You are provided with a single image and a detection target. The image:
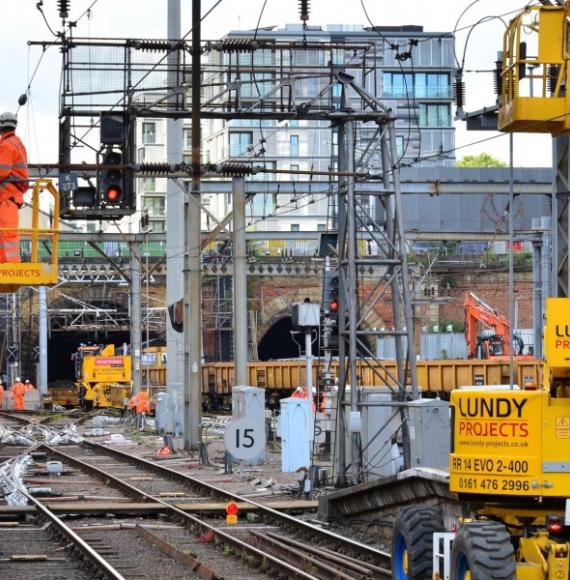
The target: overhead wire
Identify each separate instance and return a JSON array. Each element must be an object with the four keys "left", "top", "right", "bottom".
[
  {"left": 72, "top": 0, "right": 226, "bottom": 146},
  {"left": 35, "top": 1, "right": 59, "bottom": 38},
  {"left": 72, "top": 0, "right": 100, "bottom": 26},
  {"left": 359, "top": 0, "right": 418, "bottom": 164},
  {"left": 452, "top": 0, "right": 483, "bottom": 67}
]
